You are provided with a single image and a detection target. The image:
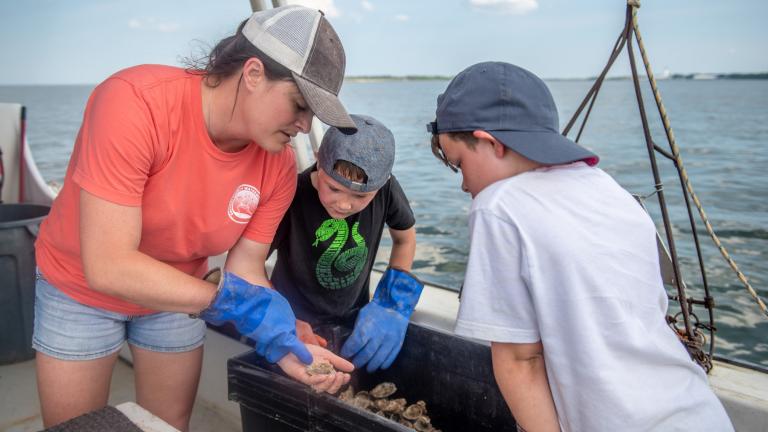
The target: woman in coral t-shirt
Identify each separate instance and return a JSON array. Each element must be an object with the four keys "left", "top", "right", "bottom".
[{"left": 33, "top": 6, "right": 356, "bottom": 430}]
